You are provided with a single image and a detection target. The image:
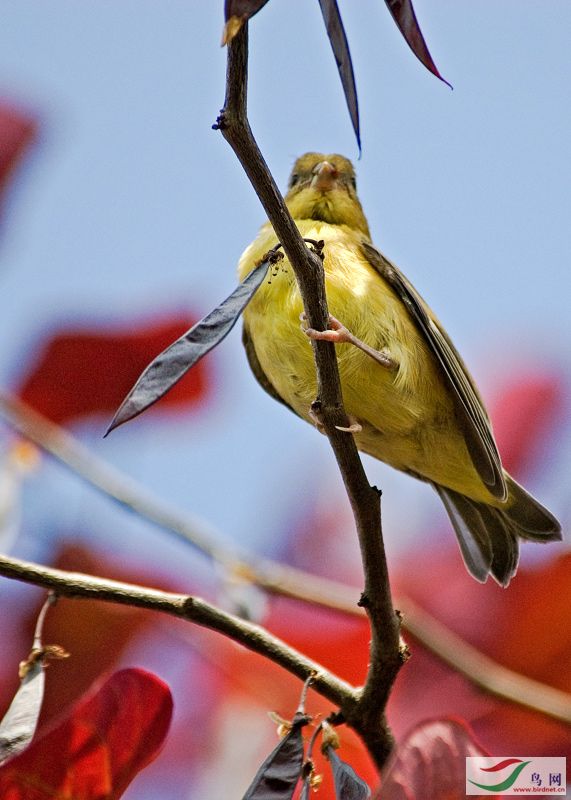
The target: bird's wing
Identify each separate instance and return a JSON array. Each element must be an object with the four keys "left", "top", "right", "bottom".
[
  {"left": 242, "top": 324, "right": 300, "bottom": 417},
  {"left": 363, "top": 241, "right": 507, "bottom": 501}
]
